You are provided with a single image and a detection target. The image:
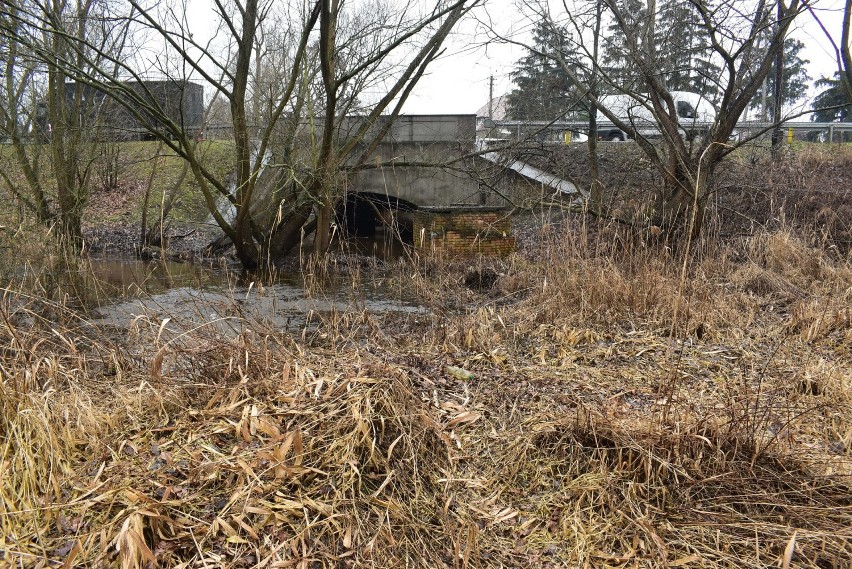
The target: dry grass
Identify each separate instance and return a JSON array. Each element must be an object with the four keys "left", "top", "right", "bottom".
[{"left": 2, "top": 218, "right": 852, "bottom": 567}]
